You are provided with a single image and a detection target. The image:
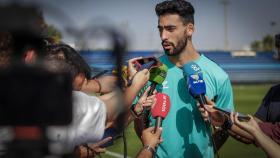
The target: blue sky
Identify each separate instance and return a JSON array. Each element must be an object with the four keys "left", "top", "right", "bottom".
[{"left": 2, "top": 0, "right": 280, "bottom": 51}]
